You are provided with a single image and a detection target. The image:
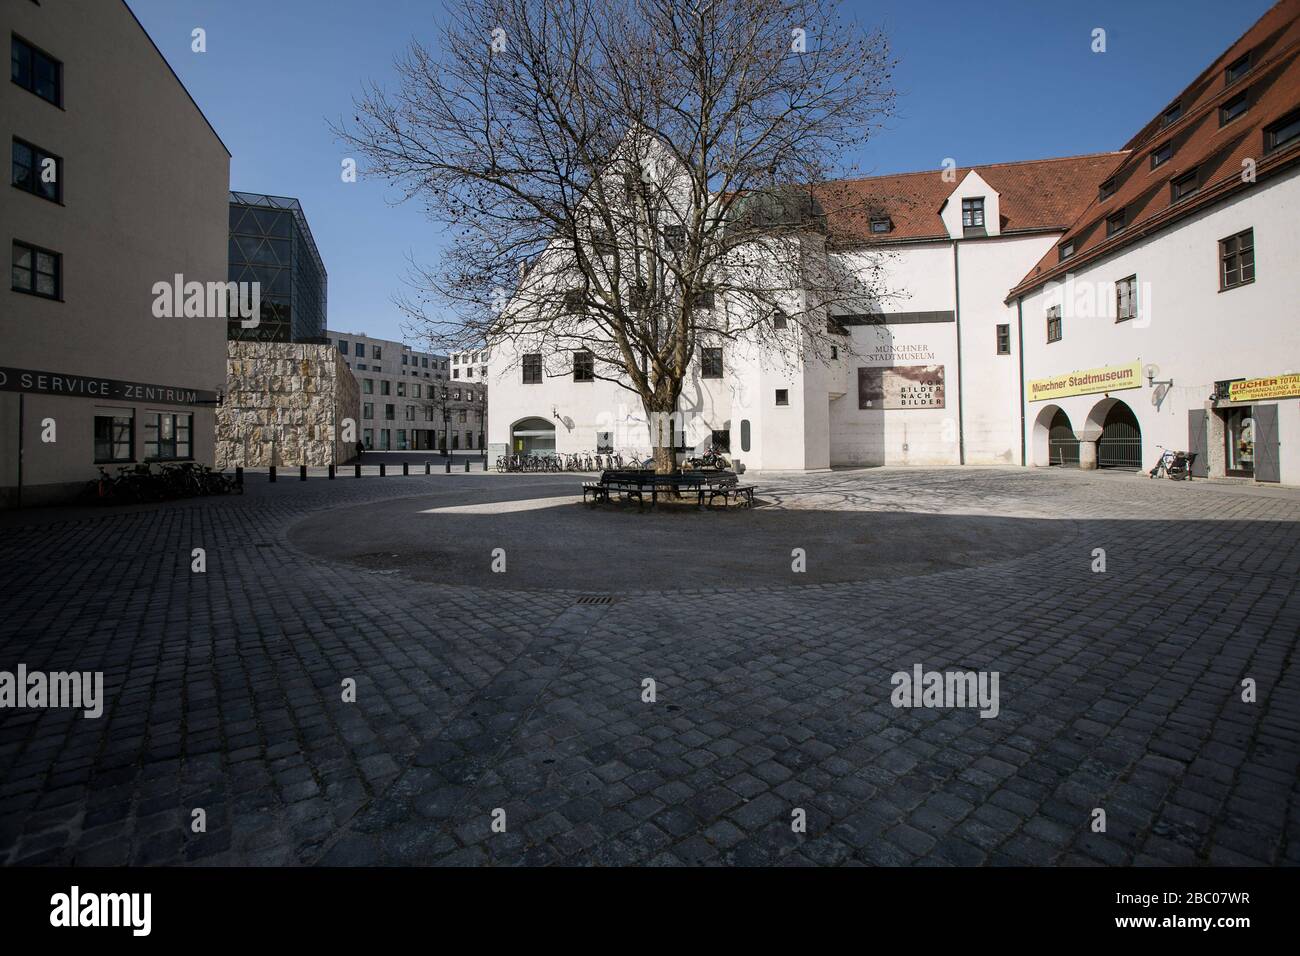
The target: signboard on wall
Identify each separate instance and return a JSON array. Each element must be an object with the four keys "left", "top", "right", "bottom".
[
  {"left": 0, "top": 366, "right": 217, "bottom": 407},
  {"left": 1027, "top": 361, "right": 1141, "bottom": 402},
  {"left": 858, "top": 365, "right": 945, "bottom": 409},
  {"left": 1228, "top": 373, "right": 1300, "bottom": 402}
]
